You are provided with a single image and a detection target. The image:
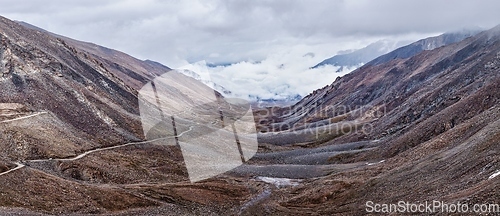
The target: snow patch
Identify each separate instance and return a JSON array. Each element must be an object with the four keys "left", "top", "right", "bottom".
[
  {"left": 366, "top": 160, "right": 385, "bottom": 166},
  {"left": 256, "top": 176, "right": 301, "bottom": 188},
  {"left": 489, "top": 170, "right": 500, "bottom": 180}
]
